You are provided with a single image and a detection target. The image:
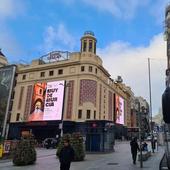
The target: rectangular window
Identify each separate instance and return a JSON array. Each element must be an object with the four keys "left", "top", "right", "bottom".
[
  {"left": 18, "top": 86, "right": 24, "bottom": 110},
  {"left": 16, "top": 113, "right": 20, "bottom": 121},
  {"left": 89, "top": 66, "right": 93, "bottom": 72},
  {"left": 11, "top": 91, "right": 15, "bottom": 99},
  {"left": 78, "top": 110, "right": 82, "bottom": 119},
  {"left": 86, "top": 110, "right": 91, "bottom": 119},
  {"left": 89, "top": 40, "right": 93, "bottom": 52},
  {"left": 58, "top": 69, "right": 63, "bottom": 75},
  {"left": 95, "top": 68, "right": 97, "bottom": 74},
  {"left": 81, "top": 66, "right": 85, "bottom": 72},
  {"left": 49, "top": 70, "right": 54, "bottom": 76},
  {"left": 40, "top": 72, "right": 45, "bottom": 77},
  {"left": 83, "top": 40, "right": 87, "bottom": 52},
  {"left": 94, "top": 42, "right": 96, "bottom": 54},
  {"left": 9, "top": 101, "right": 13, "bottom": 111},
  {"left": 94, "top": 111, "right": 96, "bottom": 119},
  {"left": 14, "top": 79, "right": 17, "bottom": 87},
  {"left": 22, "top": 74, "right": 26, "bottom": 80}
]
